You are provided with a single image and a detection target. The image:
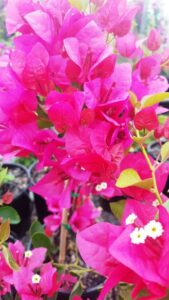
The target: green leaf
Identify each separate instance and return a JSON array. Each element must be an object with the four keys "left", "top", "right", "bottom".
[
  {"left": 32, "top": 232, "right": 52, "bottom": 250},
  {"left": 161, "top": 141, "right": 169, "bottom": 162},
  {"left": 37, "top": 105, "right": 53, "bottom": 129},
  {"left": 0, "top": 207, "right": 20, "bottom": 225},
  {"left": 110, "top": 200, "right": 126, "bottom": 221},
  {"left": 133, "top": 178, "right": 153, "bottom": 190},
  {"left": 30, "top": 220, "right": 44, "bottom": 237},
  {"left": 2, "top": 245, "right": 19, "bottom": 271},
  {"left": 116, "top": 169, "right": 153, "bottom": 191},
  {"left": 116, "top": 169, "right": 141, "bottom": 188},
  {"left": 141, "top": 92, "right": 169, "bottom": 108},
  {"left": 129, "top": 91, "right": 141, "bottom": 109},
  {"left": 0, "top": 168, "right": 8, "bottom": 185},
  {"left": 69, "top": 281, "right": 83, "bottom": 300},
  {"left": 0, "top": 220, "right": 10, "bottom": 244},
  {"left": 163, "top": 200, "right": 169, "bottom": 212}
]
